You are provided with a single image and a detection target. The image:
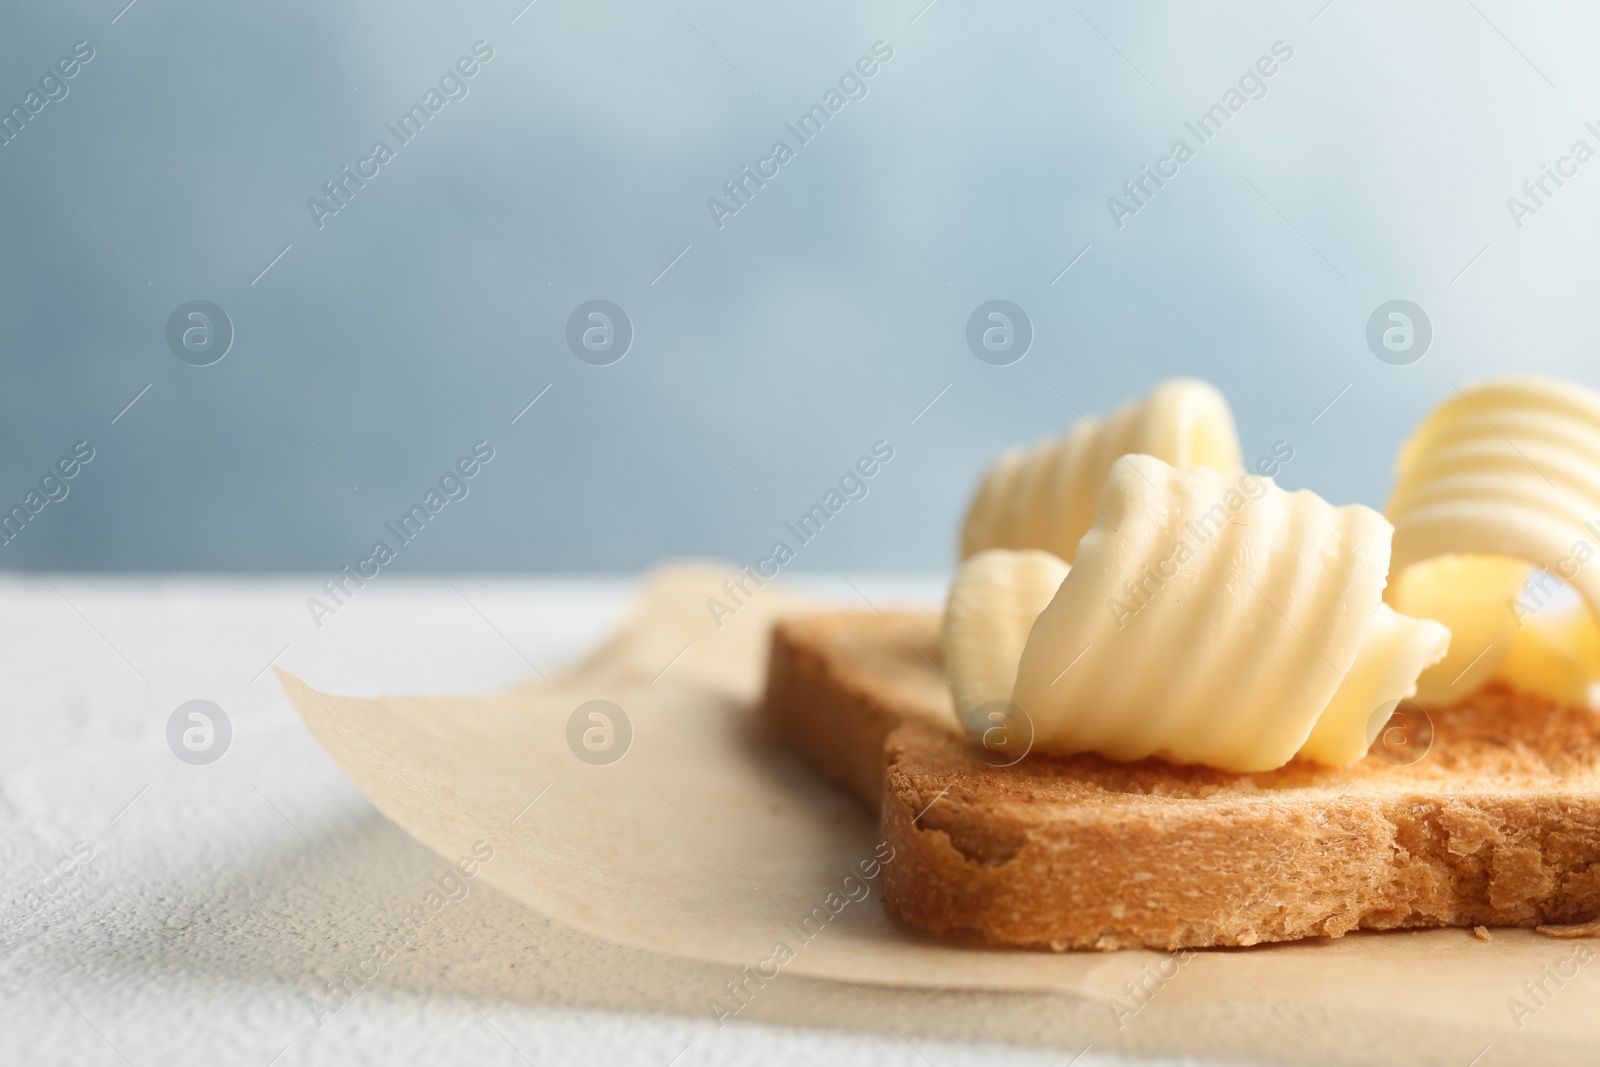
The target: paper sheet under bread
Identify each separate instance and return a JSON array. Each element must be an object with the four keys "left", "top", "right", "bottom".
[{"left": 277, "top": 562, "right": 1600, "bottom": 1065}]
